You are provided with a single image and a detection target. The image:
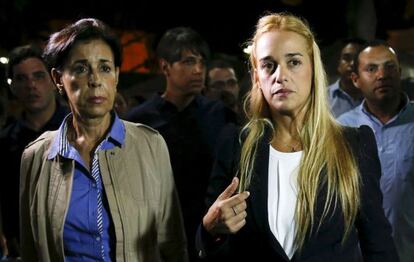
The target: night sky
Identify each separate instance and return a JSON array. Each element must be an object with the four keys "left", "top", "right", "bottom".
[
  {"left": 0, "top": 0, "right": 366, "bottom": 55},
  {"left": 0, "top": 0, "right": 410, "bottom": 76}
]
